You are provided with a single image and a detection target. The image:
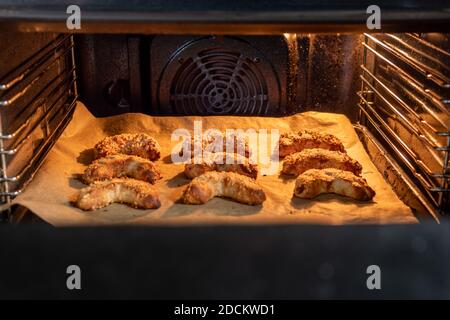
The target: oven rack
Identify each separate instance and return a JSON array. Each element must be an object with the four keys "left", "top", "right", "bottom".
[
  {"left": 359, "top": 33, "right": 449, "bottom": 215},
  {"left": 0, "top": 34, "right": 77, "bottom": 219}
]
